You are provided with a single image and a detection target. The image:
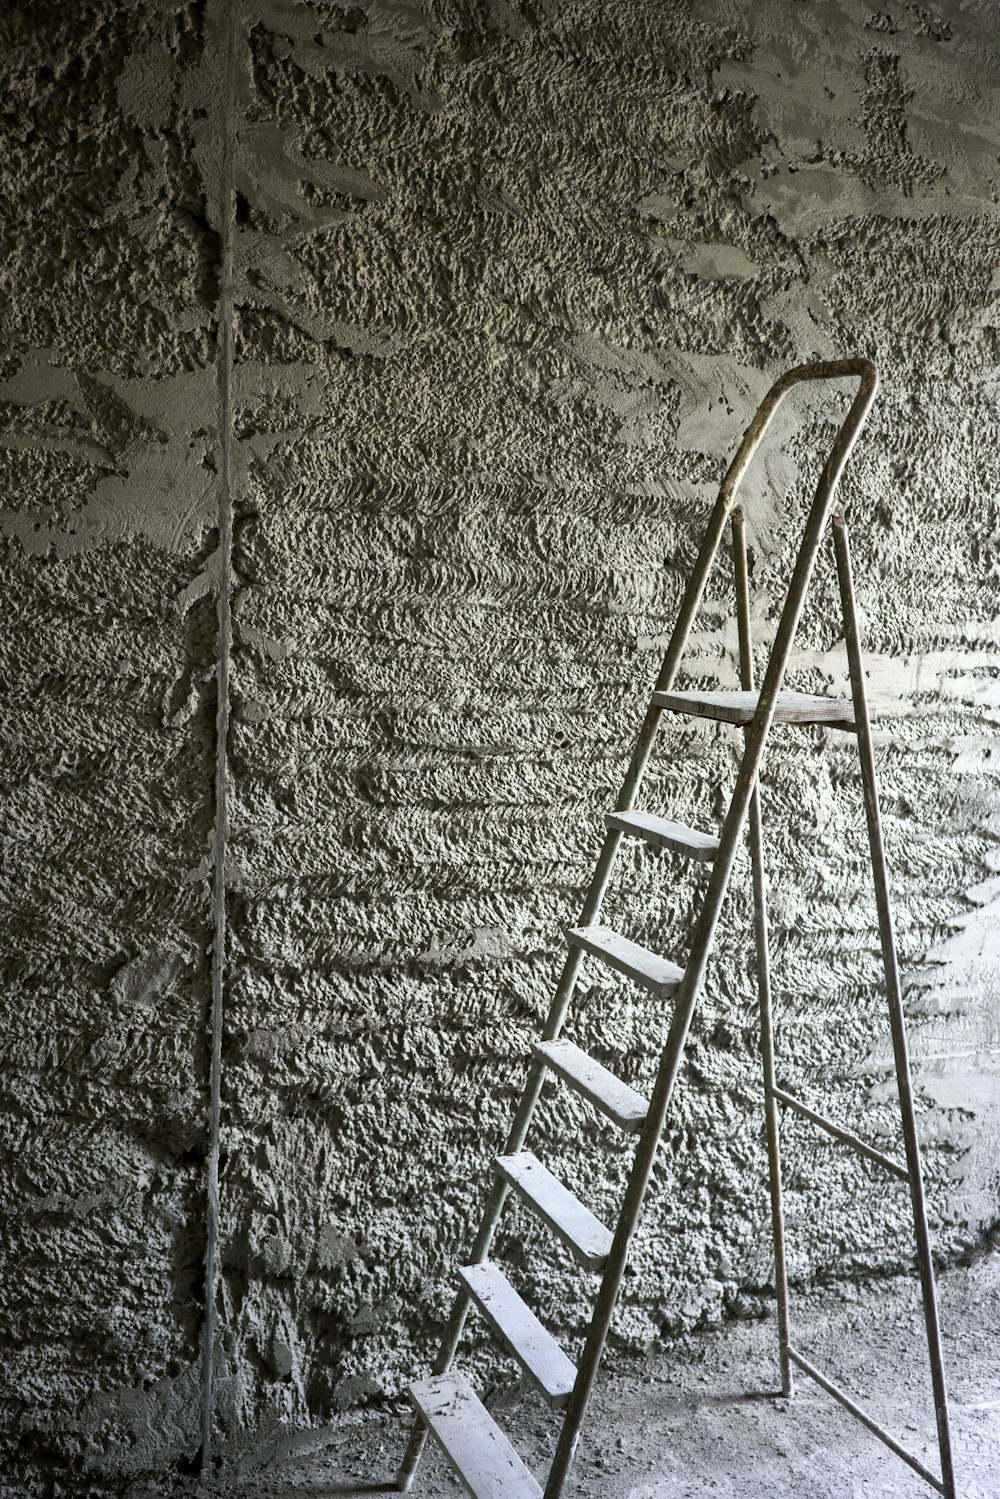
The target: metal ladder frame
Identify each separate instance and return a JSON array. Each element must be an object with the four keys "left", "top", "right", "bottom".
[{"left": 398, "top": 358, "right": 956, "bottom": 1499}]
